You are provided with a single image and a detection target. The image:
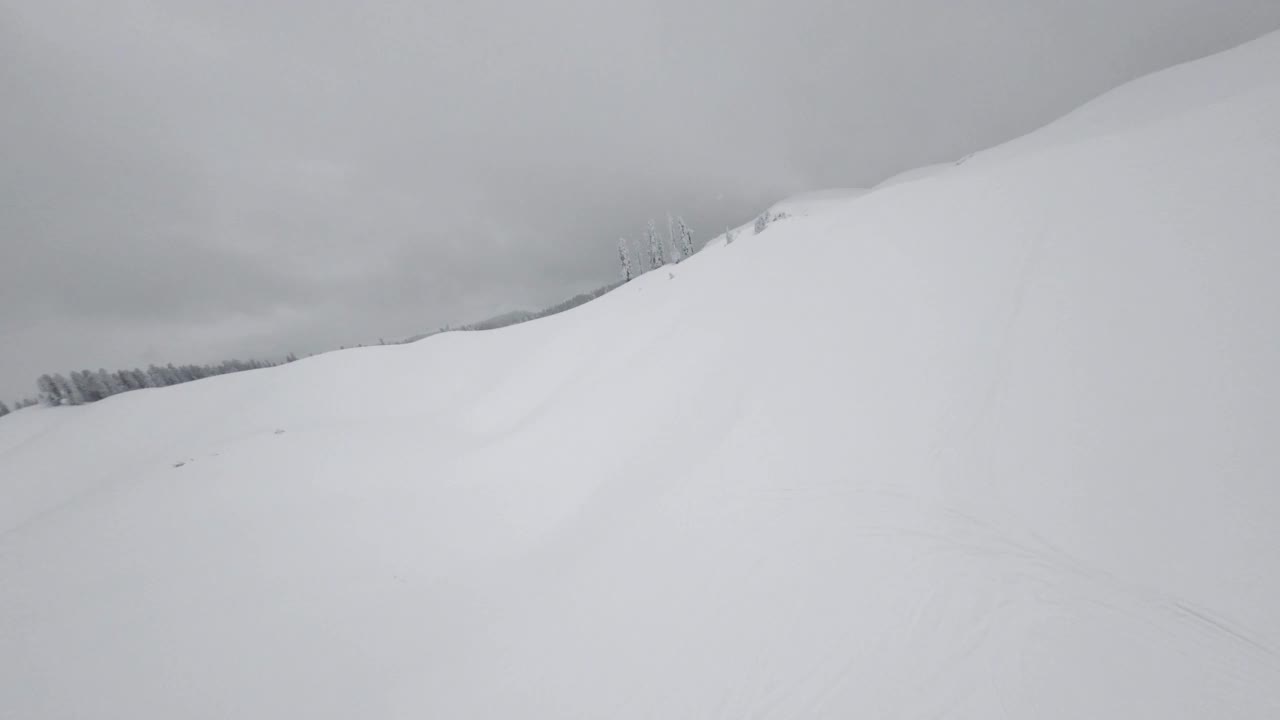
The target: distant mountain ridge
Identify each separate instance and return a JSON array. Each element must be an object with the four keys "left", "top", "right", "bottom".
[{"left": 400, "top": 281, "right": 622, "bottom": 342}]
